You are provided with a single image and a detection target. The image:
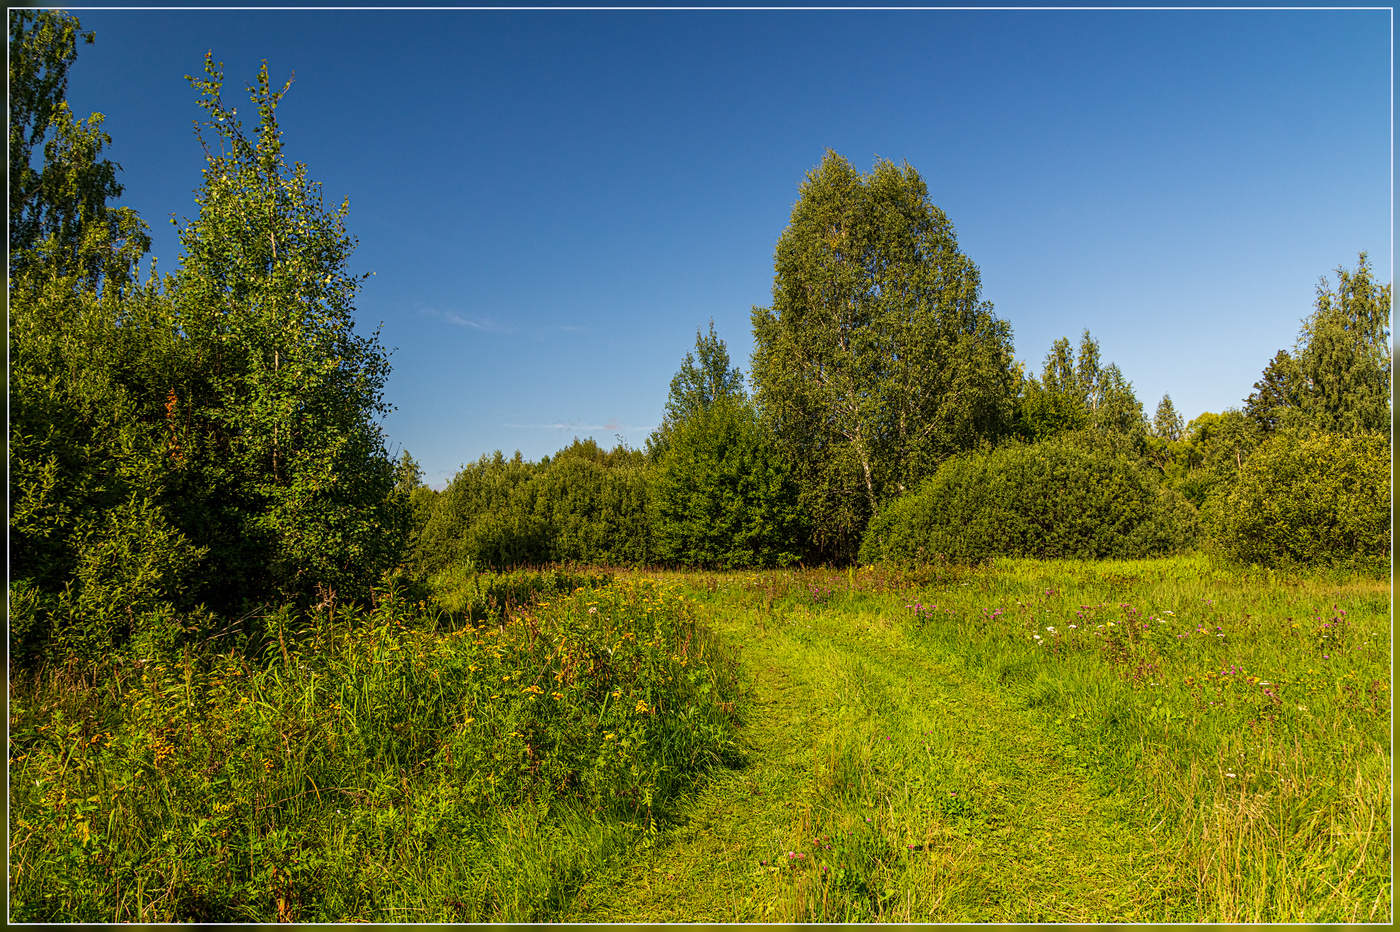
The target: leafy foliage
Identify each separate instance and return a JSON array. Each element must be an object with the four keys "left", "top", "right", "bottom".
[
  {"left": 1165, "top": 409, "right": 1261, "bottom": 508},
  {"left": 164, "top": 55, "right": 404, "bottom": 608},
  {"left": 1152, "top": 394, "right": 1184, "bottom": 442},
  {"left": 751, "top": 151, "right": 1017, "bottom": 562},
  {"left": 414, "top": 452, "right": 541, "bottom": 572},
  {"left": 652, "top": 395, "right": 803, "bottom": 569},
  {"left": 1018, "top": 330, "right": 1146, "bottom": 441},
  {"left": 8, "top": 12, "right": 191, "bottom": 664},
  {"left": 9, "top": 28, "right": 404, "bottom": 665},
  {"left": 648, "top": 319, "right": 746, "bottom": 458},
  {"left": 1244, "top": 350, "right": 1295, "bottom": 434},
  {"left": 1206, "top": 430, "right": 1389, "bottom": 569},
  {"left": 860, "top": 433, "right": 1198, "bottom": 565},
  {"left": 1289, "top": 254, "right": 1391, "bottom": 435},
  {"left": 415, "top": 441, "right": 652, "bottom": 571},
  {"left": 8, "top": 10, "right": 150, "bottom": 287},
  {"left": 8, "top": 579, "right": 741, "bottom": 921}
]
